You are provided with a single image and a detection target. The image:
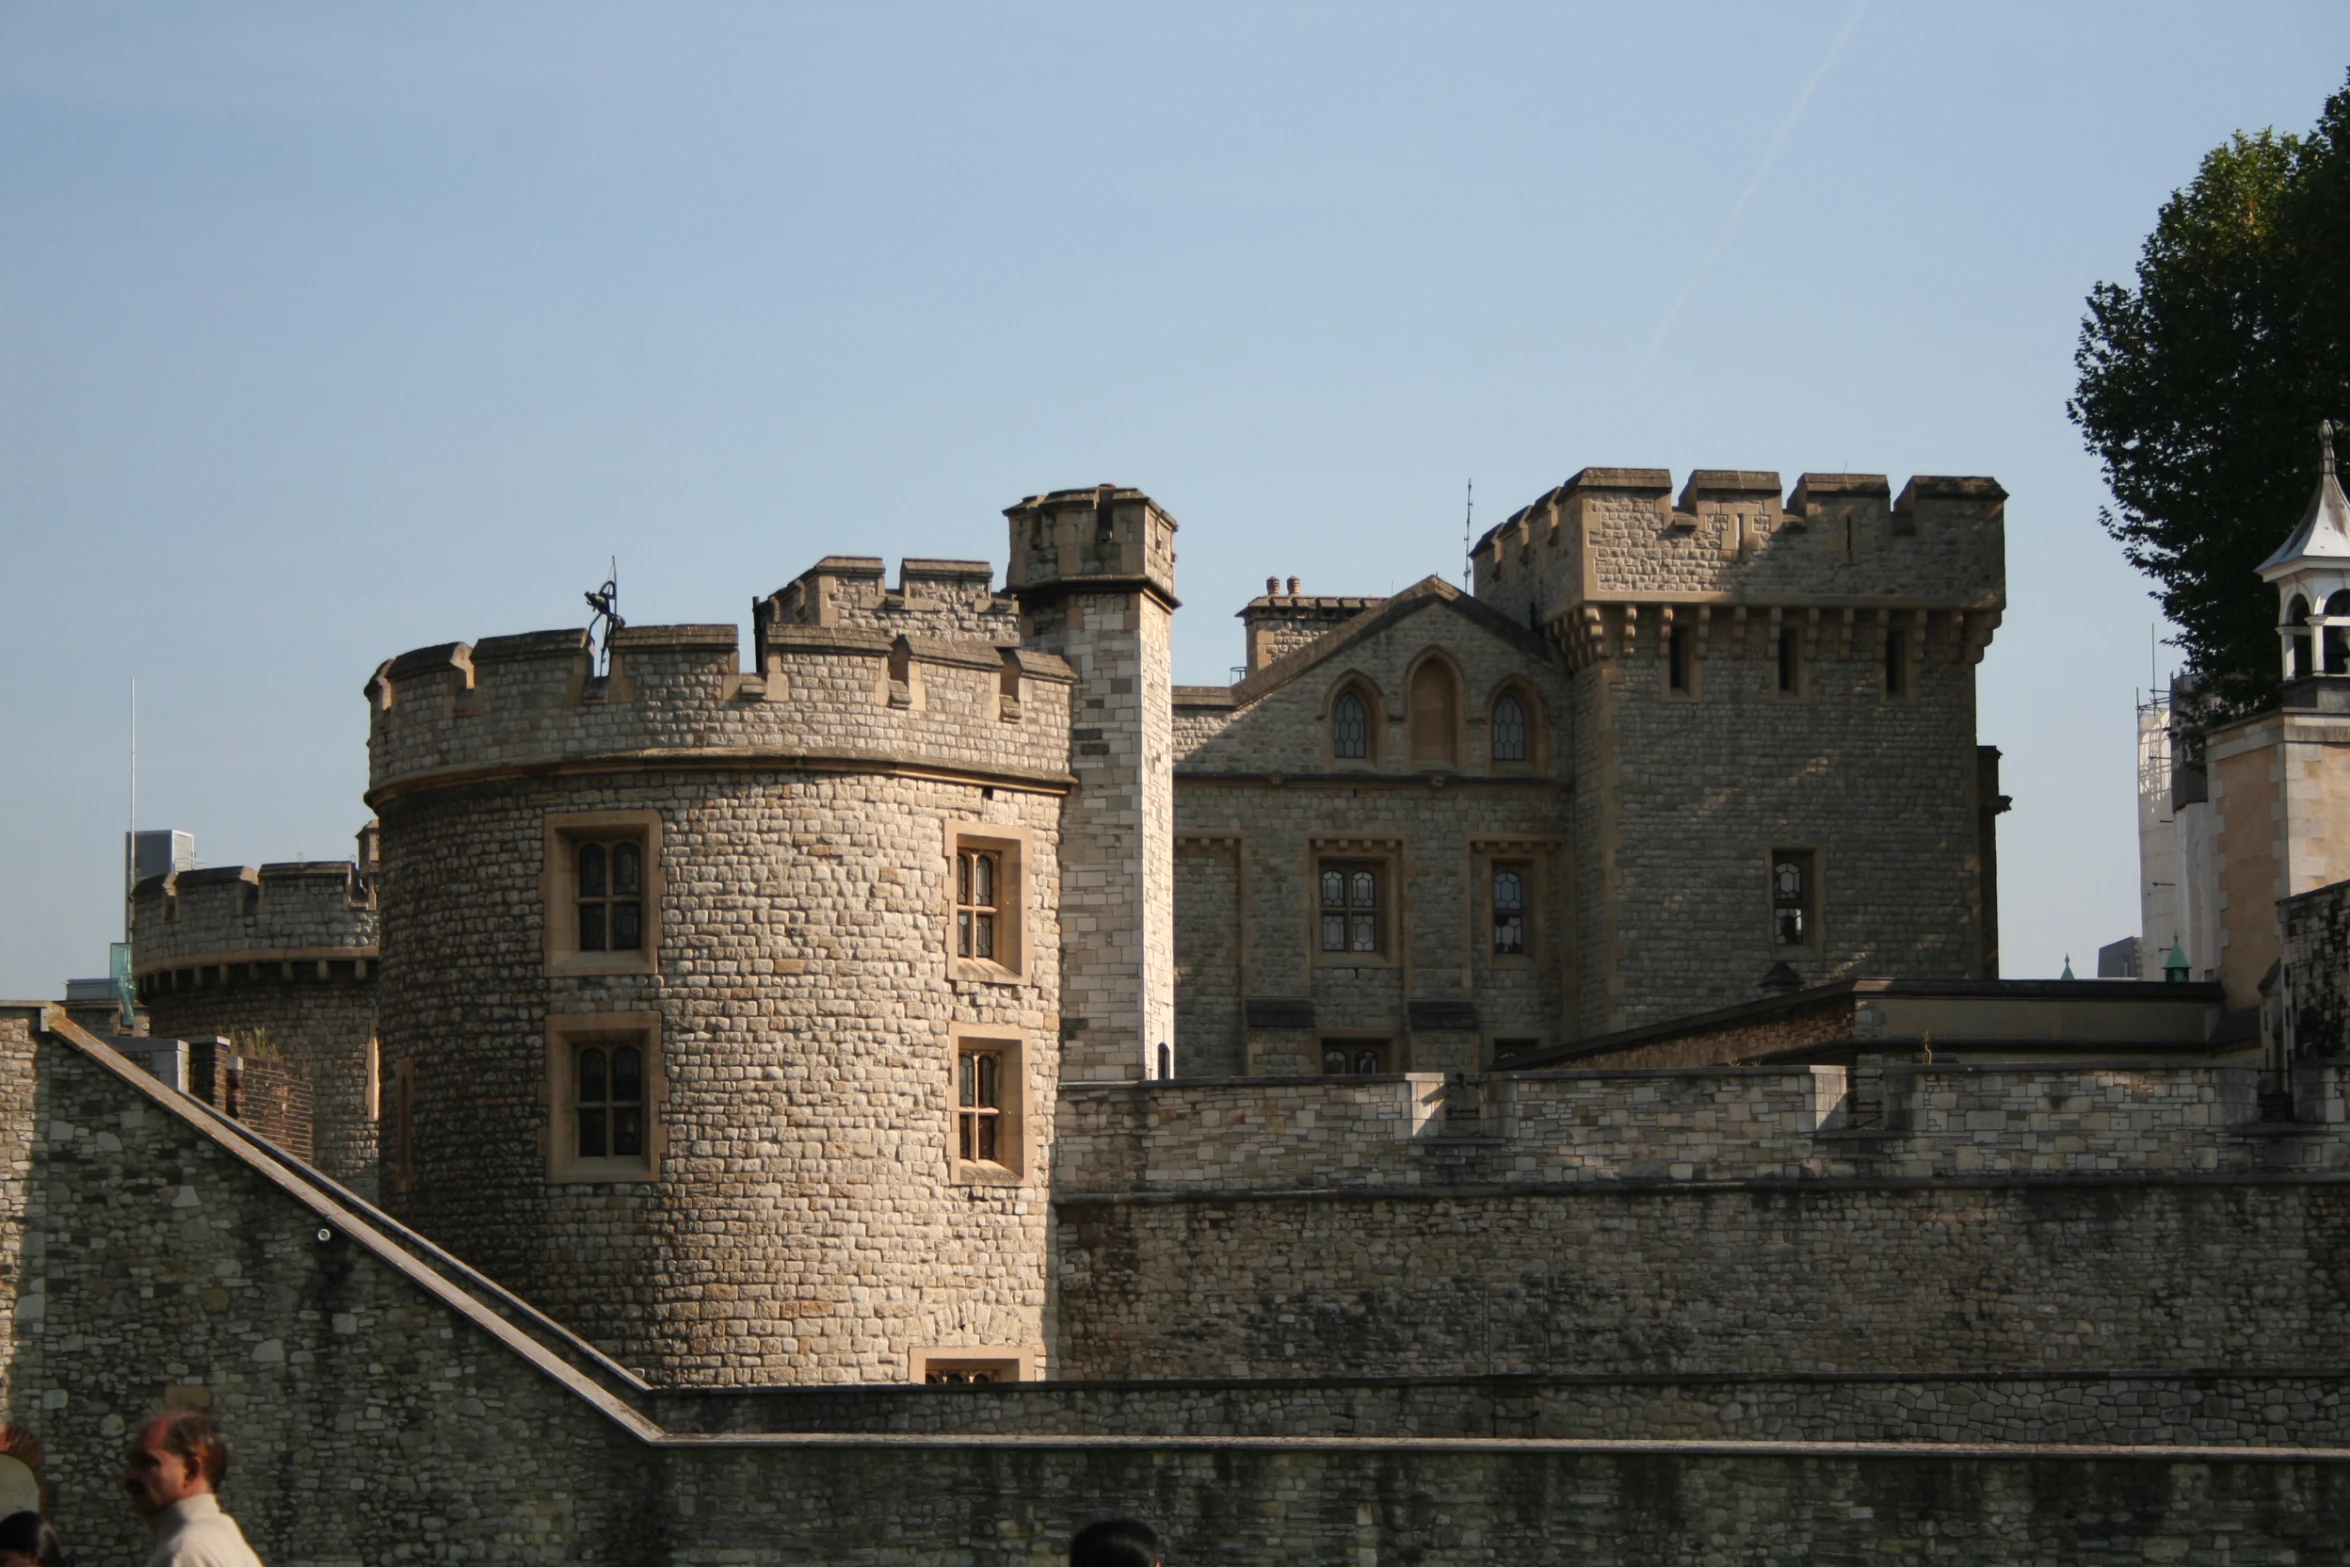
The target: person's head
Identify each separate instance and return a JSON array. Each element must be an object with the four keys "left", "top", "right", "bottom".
[
  {"left": 1070, "top": 1518, "right": 1161, "bottom": 1567},
  {"left": 123, "top": 1409, "right": 226, "bottom": 1519},
  {"left": 0, "top": 1509, "right": 66, "bottom": 1567}
]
